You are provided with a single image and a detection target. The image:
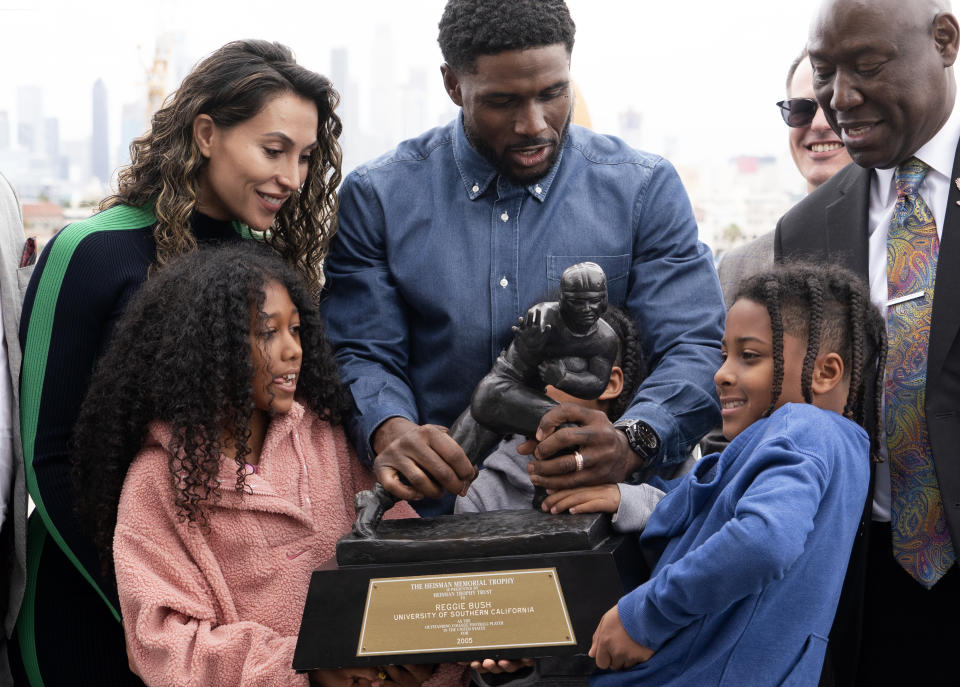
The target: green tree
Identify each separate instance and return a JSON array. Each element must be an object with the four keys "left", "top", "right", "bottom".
[{"left": 722, "top": 223, "right": 743, "bottom": 244}]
